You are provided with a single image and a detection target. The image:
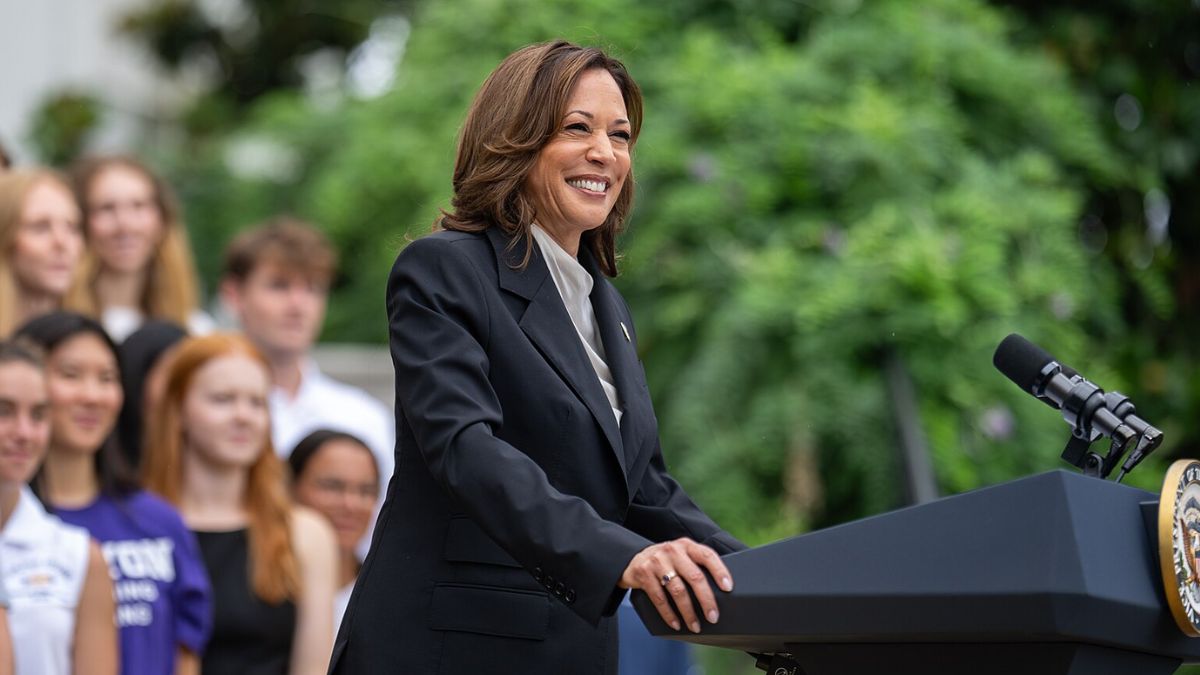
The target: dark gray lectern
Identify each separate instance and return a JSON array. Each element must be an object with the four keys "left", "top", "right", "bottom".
[{"left": 633, "top": 470, "right": 1200, "bottom": 675}]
